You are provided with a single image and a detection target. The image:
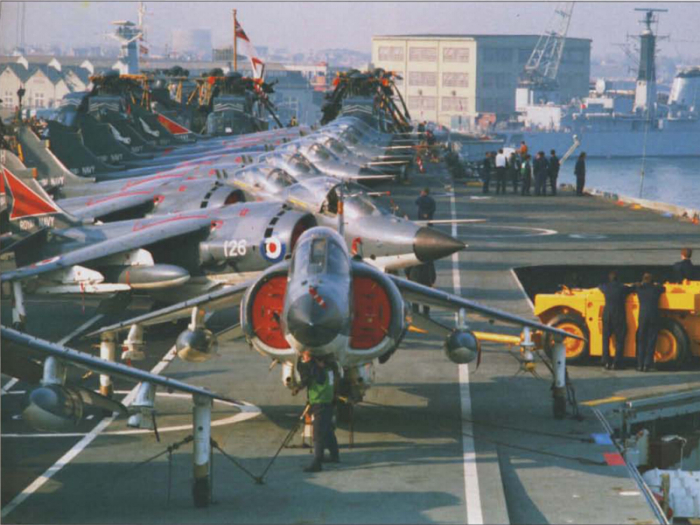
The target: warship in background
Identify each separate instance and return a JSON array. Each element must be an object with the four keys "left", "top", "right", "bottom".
[{"left": 500, "top": 8, "right": 700, "bottom": 158}]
